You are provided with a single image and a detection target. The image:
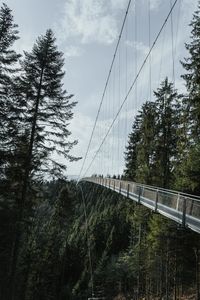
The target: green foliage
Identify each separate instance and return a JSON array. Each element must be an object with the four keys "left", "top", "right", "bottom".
[
  {"left": 175, "top": 2, "right": 200, "bottom": 193},
  {"left": 0, "top": 3, "right": 79, "bottom": 299},
  {"left": 18, "top": 29, "right": 79, "bottom": 180},
  {"left": 181, "top": 2, "right": 200, "bottom": 140},
  {"left": 175, "top": 143, "right": 200, "bottom": 194},
  {"left": 1, "top": 1, "right": 200, "bottom": 300},
  {"left": 124, "top": 78, "right": 180, "bottom": 189},
  {"left": 135, "top": 101, "right": 156, "bottom": 185}
]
